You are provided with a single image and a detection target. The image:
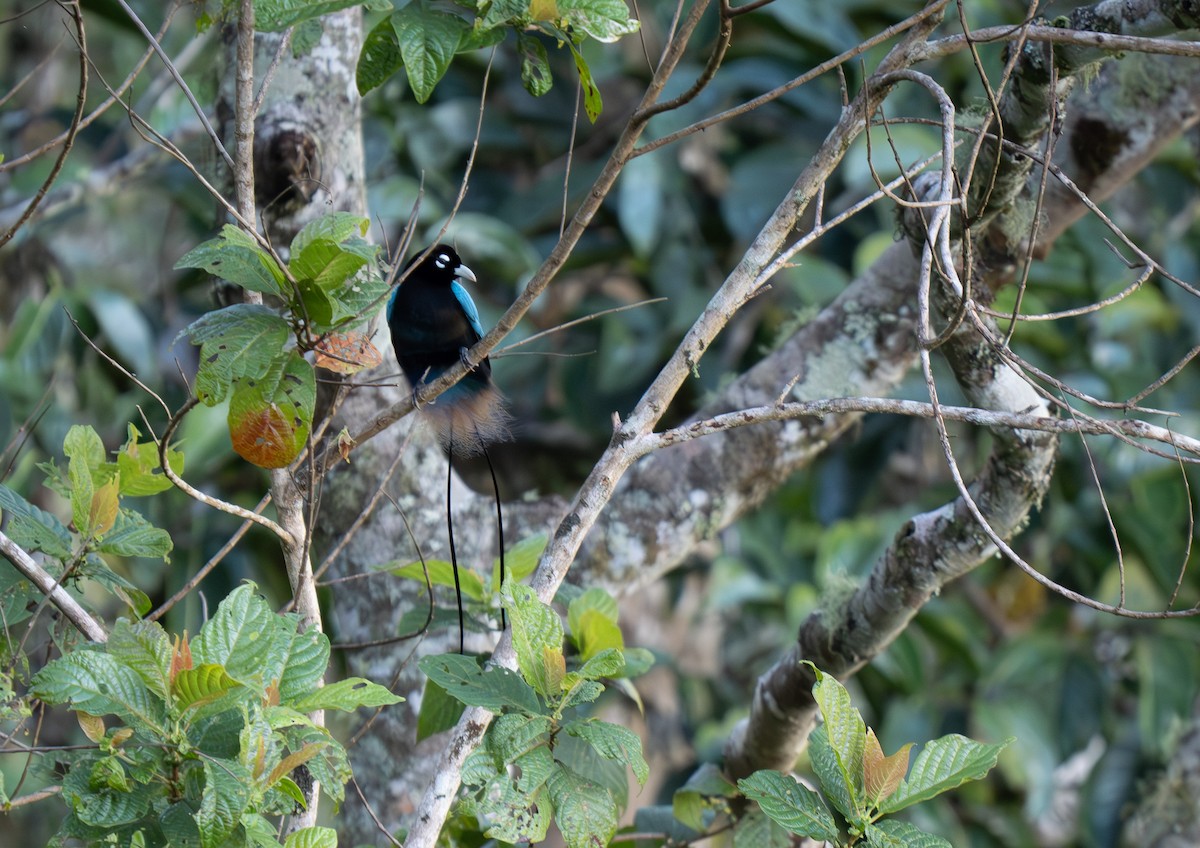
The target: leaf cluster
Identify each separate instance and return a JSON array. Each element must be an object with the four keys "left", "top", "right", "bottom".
[
  {"left": 175, "top": 213, "right": 386, "bottom": 468},
  {"left": 388, "top": 532, "right": 546, "bottom": 636},
  {"left": 418, "top": 584, "right": 653, "bottom": 848},
  {"left": 357, "top": 0, "right": 641, "bottom": 120},
  {"left": 735, "top": 665, "right": 1011, "bottom": 847},
  {"left": 1, "top": 424, "right": 177, "bottom": 623},
  {"left": 29, "top": 584, "right": 401, "bottom": 848}
]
